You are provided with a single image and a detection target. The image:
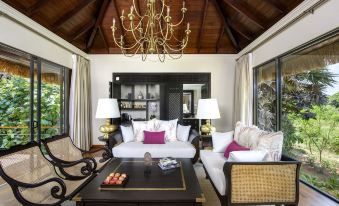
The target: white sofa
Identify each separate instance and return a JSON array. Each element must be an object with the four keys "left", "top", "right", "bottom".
[
  {"left": 200, "top": 122, "right": 301, "bottom": 206},
  {"left": 109, "top": 125, "right": 200, "bottom": 163}
]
